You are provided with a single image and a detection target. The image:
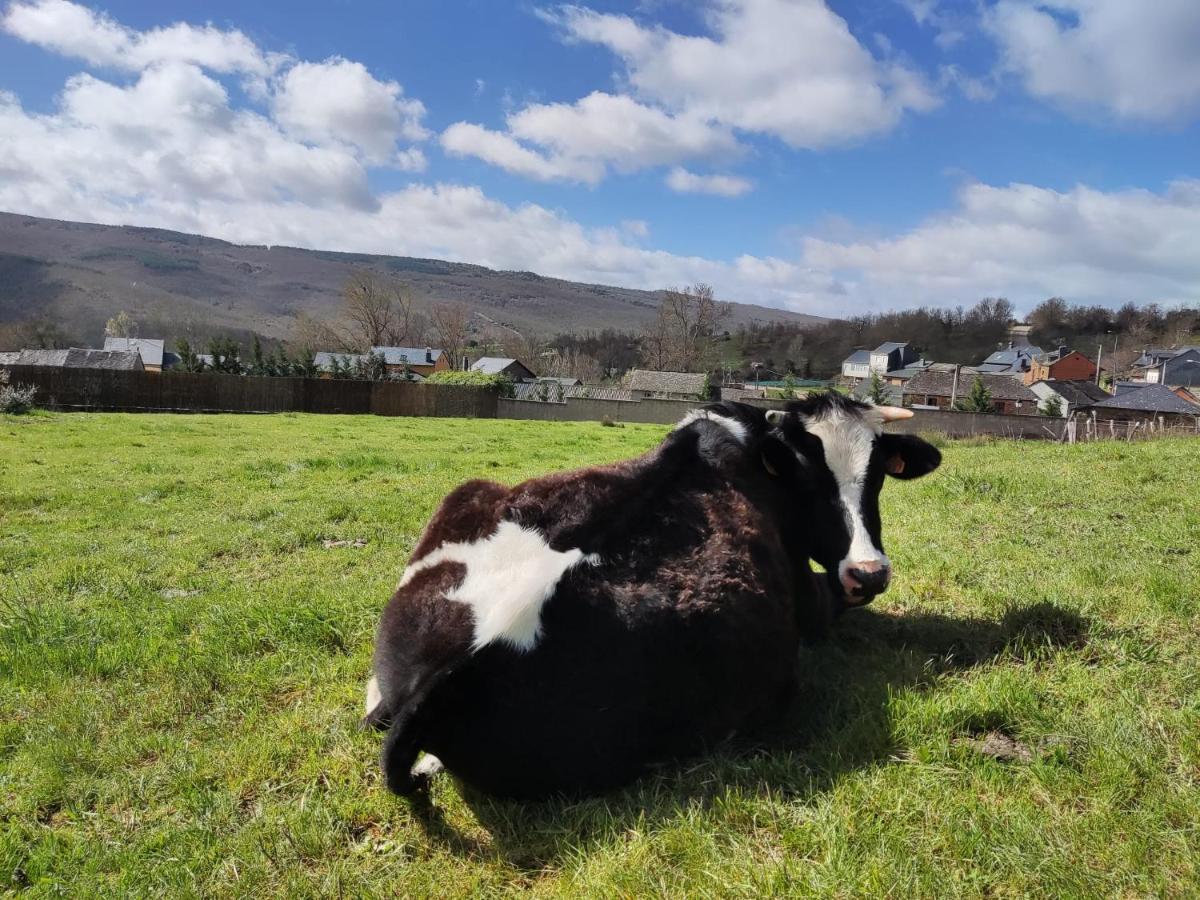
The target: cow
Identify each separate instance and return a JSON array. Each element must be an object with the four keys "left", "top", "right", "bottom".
[{"left": 364, "top": 393, "right": 941, "bottom": 800}]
